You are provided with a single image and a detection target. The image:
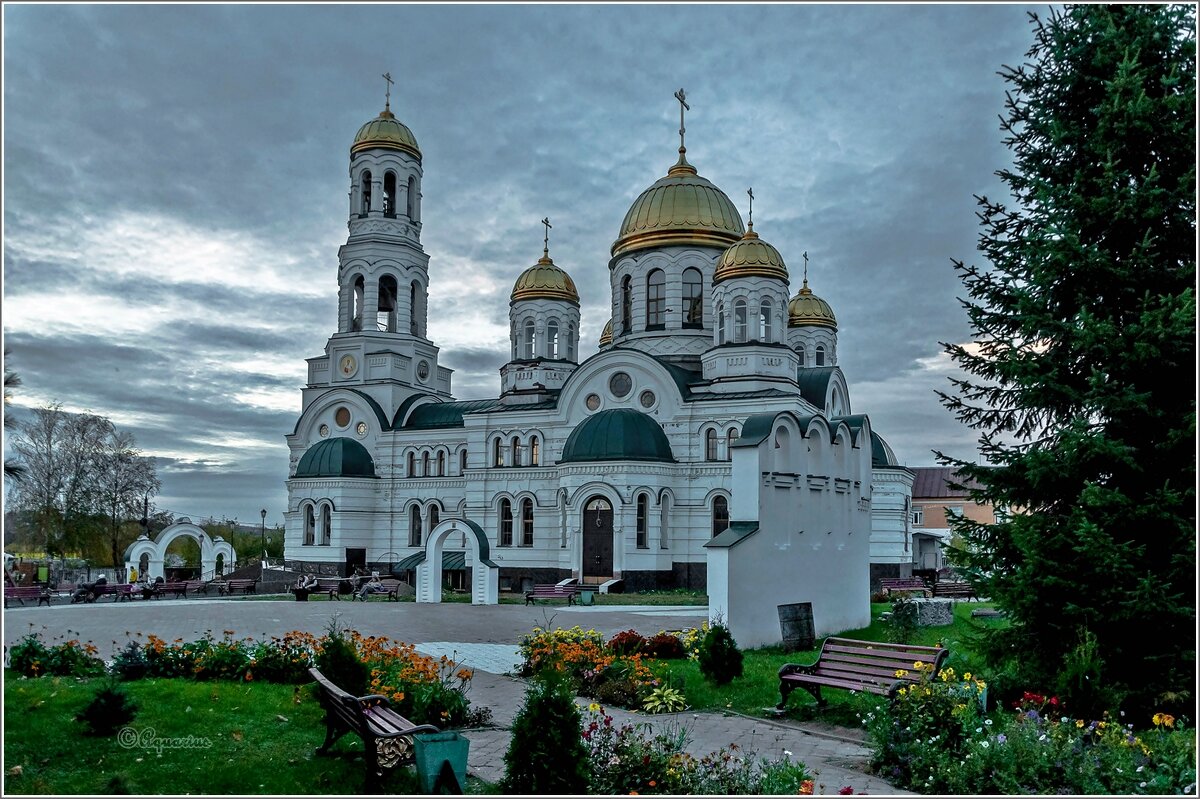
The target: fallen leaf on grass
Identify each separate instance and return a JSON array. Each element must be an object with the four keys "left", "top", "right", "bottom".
[
  {"left": 276, "top": 715, "right": 289, "bottom": 722},
  {"left": 7, "top": 766, "right": 23, "bottom": 777},
  {"left": 231, "top": 731, "right": 244, "bottom": 741}
]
